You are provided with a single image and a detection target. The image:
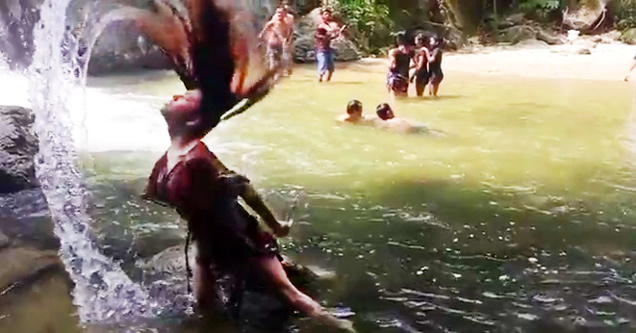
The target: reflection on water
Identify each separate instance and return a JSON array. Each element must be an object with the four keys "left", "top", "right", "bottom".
[{"left": 4, "top": 62, "right": 636, "bottom": 332}]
